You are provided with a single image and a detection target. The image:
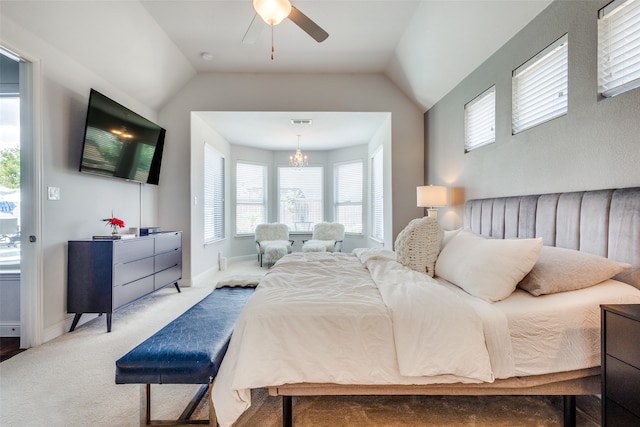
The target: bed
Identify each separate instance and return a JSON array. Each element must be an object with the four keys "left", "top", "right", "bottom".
[{"left": 211, "top": 187, "right": 640, "bottom": 427}]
